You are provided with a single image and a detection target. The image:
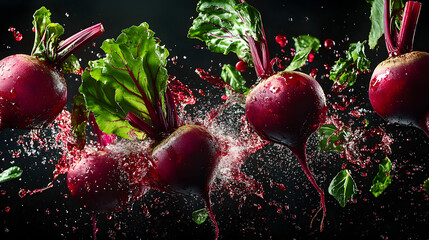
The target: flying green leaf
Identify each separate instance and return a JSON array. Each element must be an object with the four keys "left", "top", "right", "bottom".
[
  {"left": 192, "top": 208, "right": 209, "bottom": 225},
  {"left": 328, "top": 169, "right": 358, "bottom": 207},
  {"left": 188, "top": 0, "right": 264, "bottom": 64},
  {"left": 329, "top": 41, "right": 371, "bottom": 87},
  {"left": 221, "top": 64, "right": 250, "bottom": 95},
  {"left": 80, "top": 23, "right": 169, "bottom": 140},
  {"left": 285, "top": 35, "right": 320, "bottom": 71},
  {"left": 370, "top": 157, "right": 392, "bottom": 197},
  {"left": 0, "top": 166, "right": 23, "bottom": 183},
  {"left": 317, "top": 124, "right": 348, "bottom": 152}
]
